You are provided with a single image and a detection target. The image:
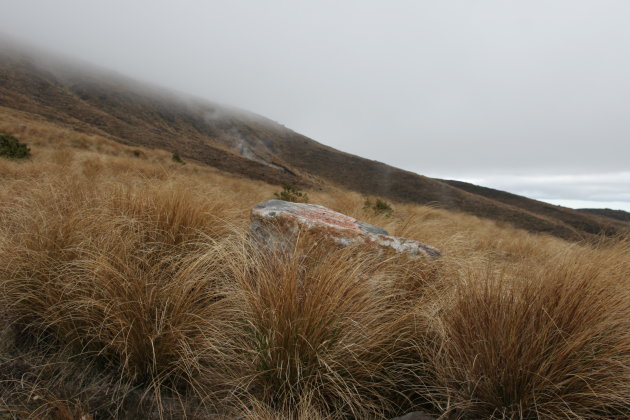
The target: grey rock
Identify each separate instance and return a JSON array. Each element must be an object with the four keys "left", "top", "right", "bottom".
[{"left": 251, "top": 200, "right": 441, "bottom": 258}]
